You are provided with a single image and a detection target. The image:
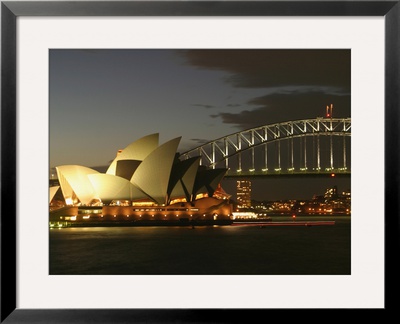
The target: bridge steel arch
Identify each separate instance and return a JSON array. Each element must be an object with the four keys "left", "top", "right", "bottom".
[{"left": 180, "top": 118, "right": 351, "bottom": 177}]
